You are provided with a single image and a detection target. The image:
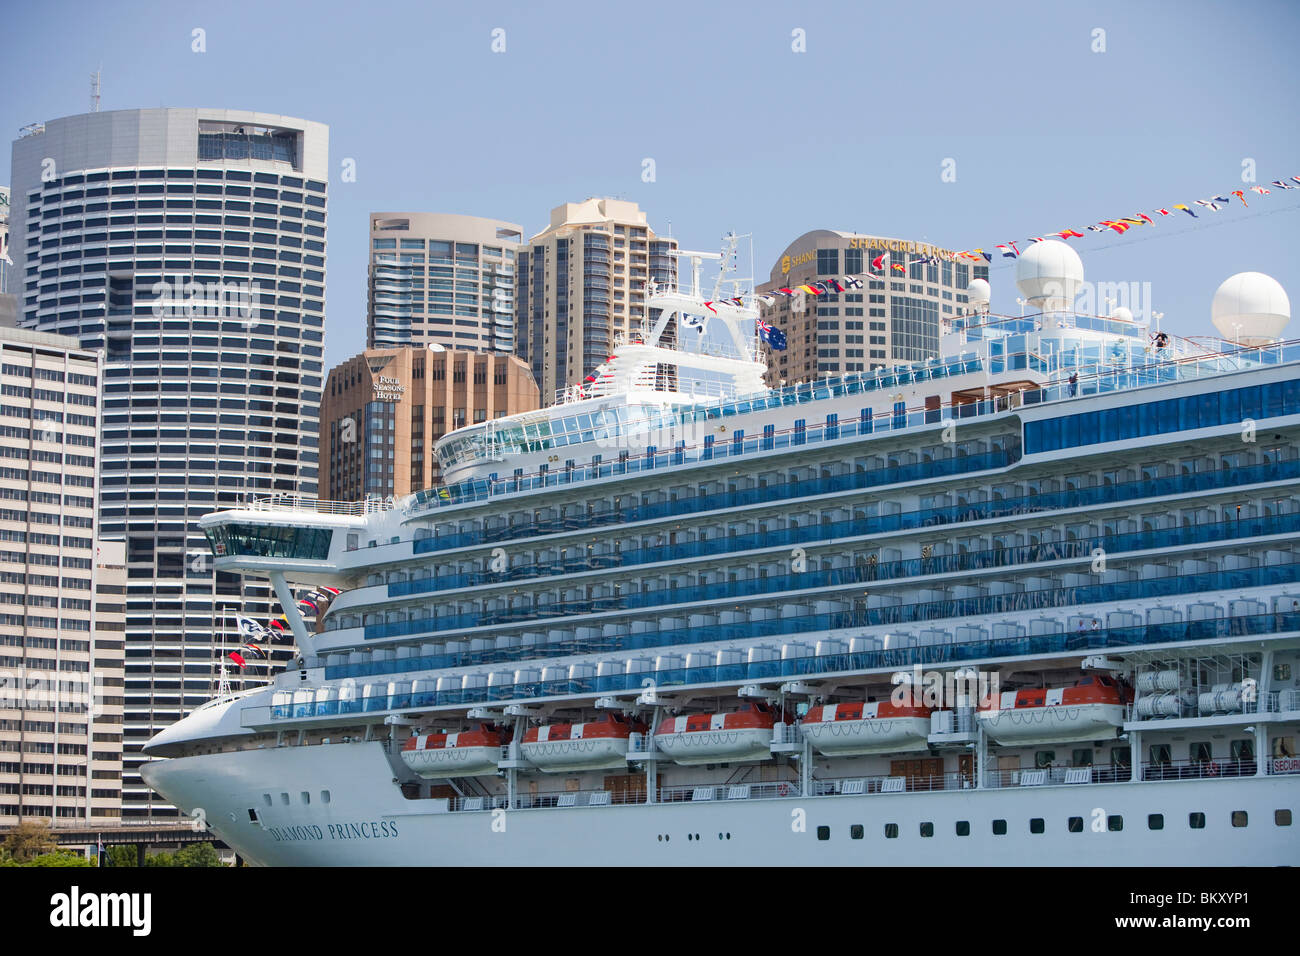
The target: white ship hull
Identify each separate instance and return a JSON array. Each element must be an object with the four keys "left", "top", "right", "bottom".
[{"left": 142, "top": 743, "right": 1300, "bottom": 866}]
